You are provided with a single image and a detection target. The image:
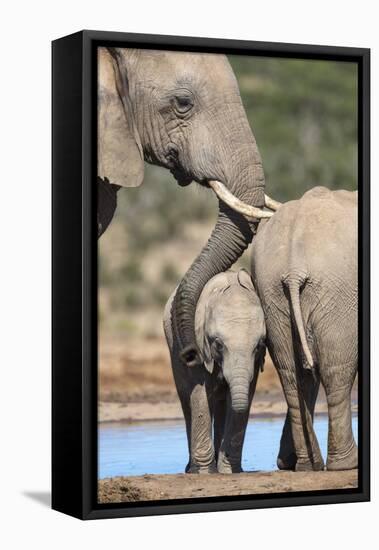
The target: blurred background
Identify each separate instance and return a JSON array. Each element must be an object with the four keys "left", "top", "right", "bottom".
[
  {"left": 99, "top": 55, "right": 358, "bottom": 340},
  {"left": 98, "top": 55, "right": 357, "bottom": 410}
]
